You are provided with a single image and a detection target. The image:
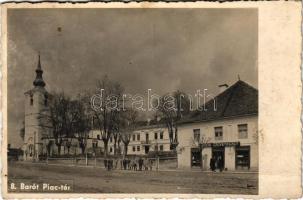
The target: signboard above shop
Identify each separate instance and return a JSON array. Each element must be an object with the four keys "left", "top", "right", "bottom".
[{"left": 200, "top": 142, "right": 240, "bottom": 148}]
